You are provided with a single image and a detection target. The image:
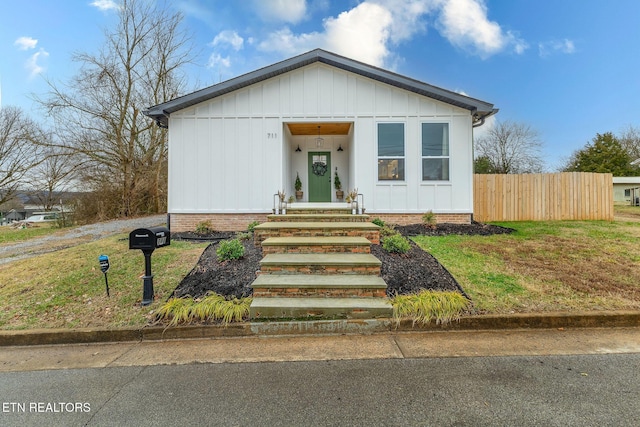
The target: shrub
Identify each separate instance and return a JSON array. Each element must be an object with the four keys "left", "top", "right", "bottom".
[
  {"left": 382, "top": 234, "right": 410, "bottom": 254},
  {"left": 195, "top": 220, "right": 213, "bottom": 234},
  {"left": 235, "top": 232, "right": 252, "bottom": 241},
  {"left": 156, "top": 293, "right": 252, "bottom": 326},
  {"left": 216, "top": 238, "right": 245, "bottom": 261},
  {"left": 247, "top": 221, "right": 260, "bottom": 232},
  {"left": 379, "top": 224, "right": 399, "bottom": 239},
  {"left": 422, "top": 210, "right": 436, "bottom": 229},
  {"left": 391, "top": 290, "right": 470, "bottom": 326},
  {"left": 295, "top": 172, "right": 302, "bottom": 191},
  {"left": 372, "top": 217, "right": 385, "bottom": 227}
]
